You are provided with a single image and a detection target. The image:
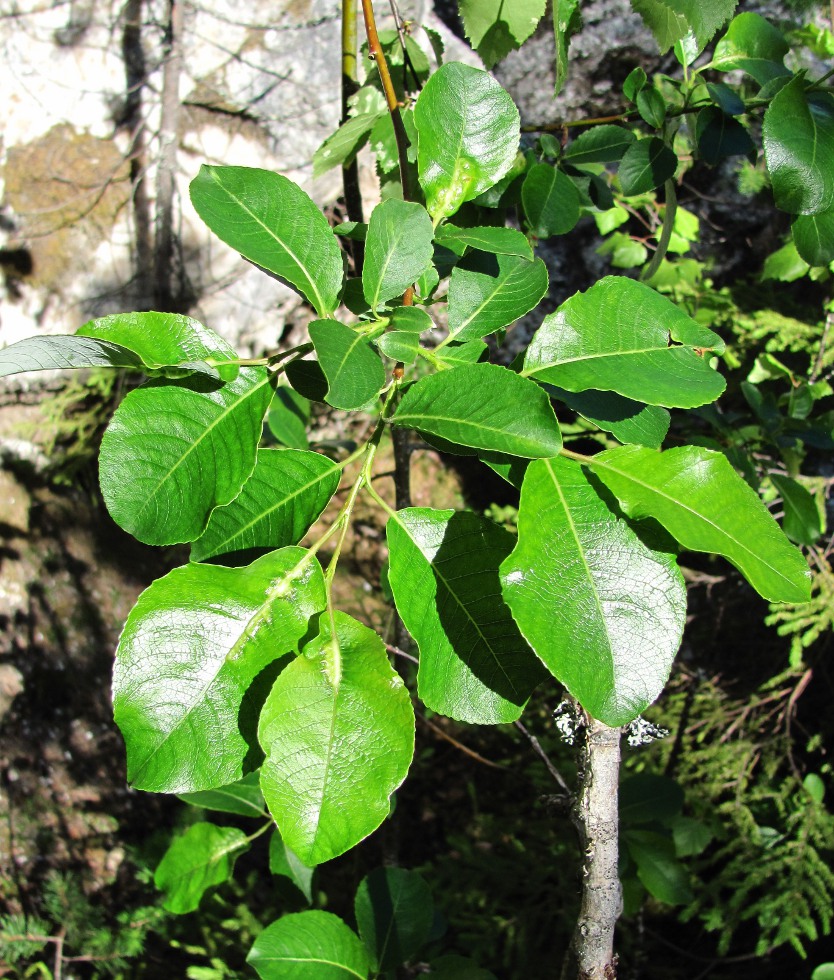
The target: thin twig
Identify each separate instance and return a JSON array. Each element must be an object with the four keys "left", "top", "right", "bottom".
[
  {"left": 386, "top": 642, "right": 418, "bottom": 664},
  {"left": 417, "top": 713, "right": 507, "bottom": 770},
  {"left": 514, "top": 720, "right": 571, "bottom": 793}
]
